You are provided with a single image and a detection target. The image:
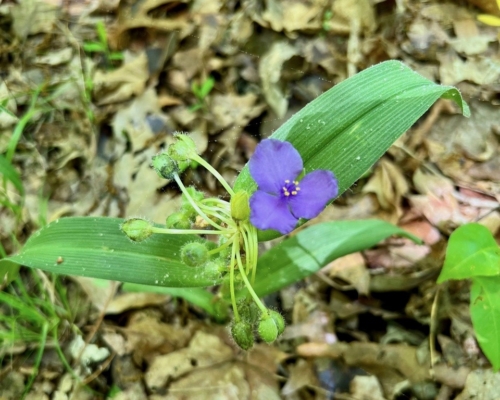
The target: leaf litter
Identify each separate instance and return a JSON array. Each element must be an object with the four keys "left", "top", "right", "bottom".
[{"left": 1, "top": 0, "right": 500, "bottom": 398}]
